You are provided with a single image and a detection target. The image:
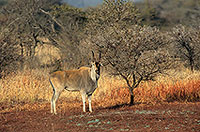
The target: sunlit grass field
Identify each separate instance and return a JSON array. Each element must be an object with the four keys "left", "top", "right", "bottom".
[{"left": 0, "top": 68, "right": 200, "bottom": 110}]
